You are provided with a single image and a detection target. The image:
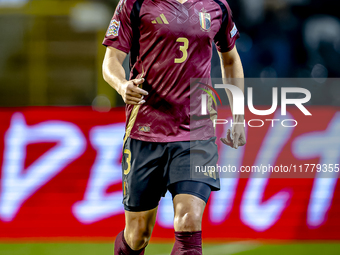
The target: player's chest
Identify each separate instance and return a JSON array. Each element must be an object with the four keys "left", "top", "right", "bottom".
[{"left": 139, "top": 0, "right": 221, "bottom": 40}]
